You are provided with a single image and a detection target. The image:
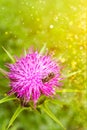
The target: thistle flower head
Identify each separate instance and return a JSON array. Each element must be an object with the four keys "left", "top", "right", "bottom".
[{"left": 7, "top": 49, "right": 62, "bottom": 106}]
